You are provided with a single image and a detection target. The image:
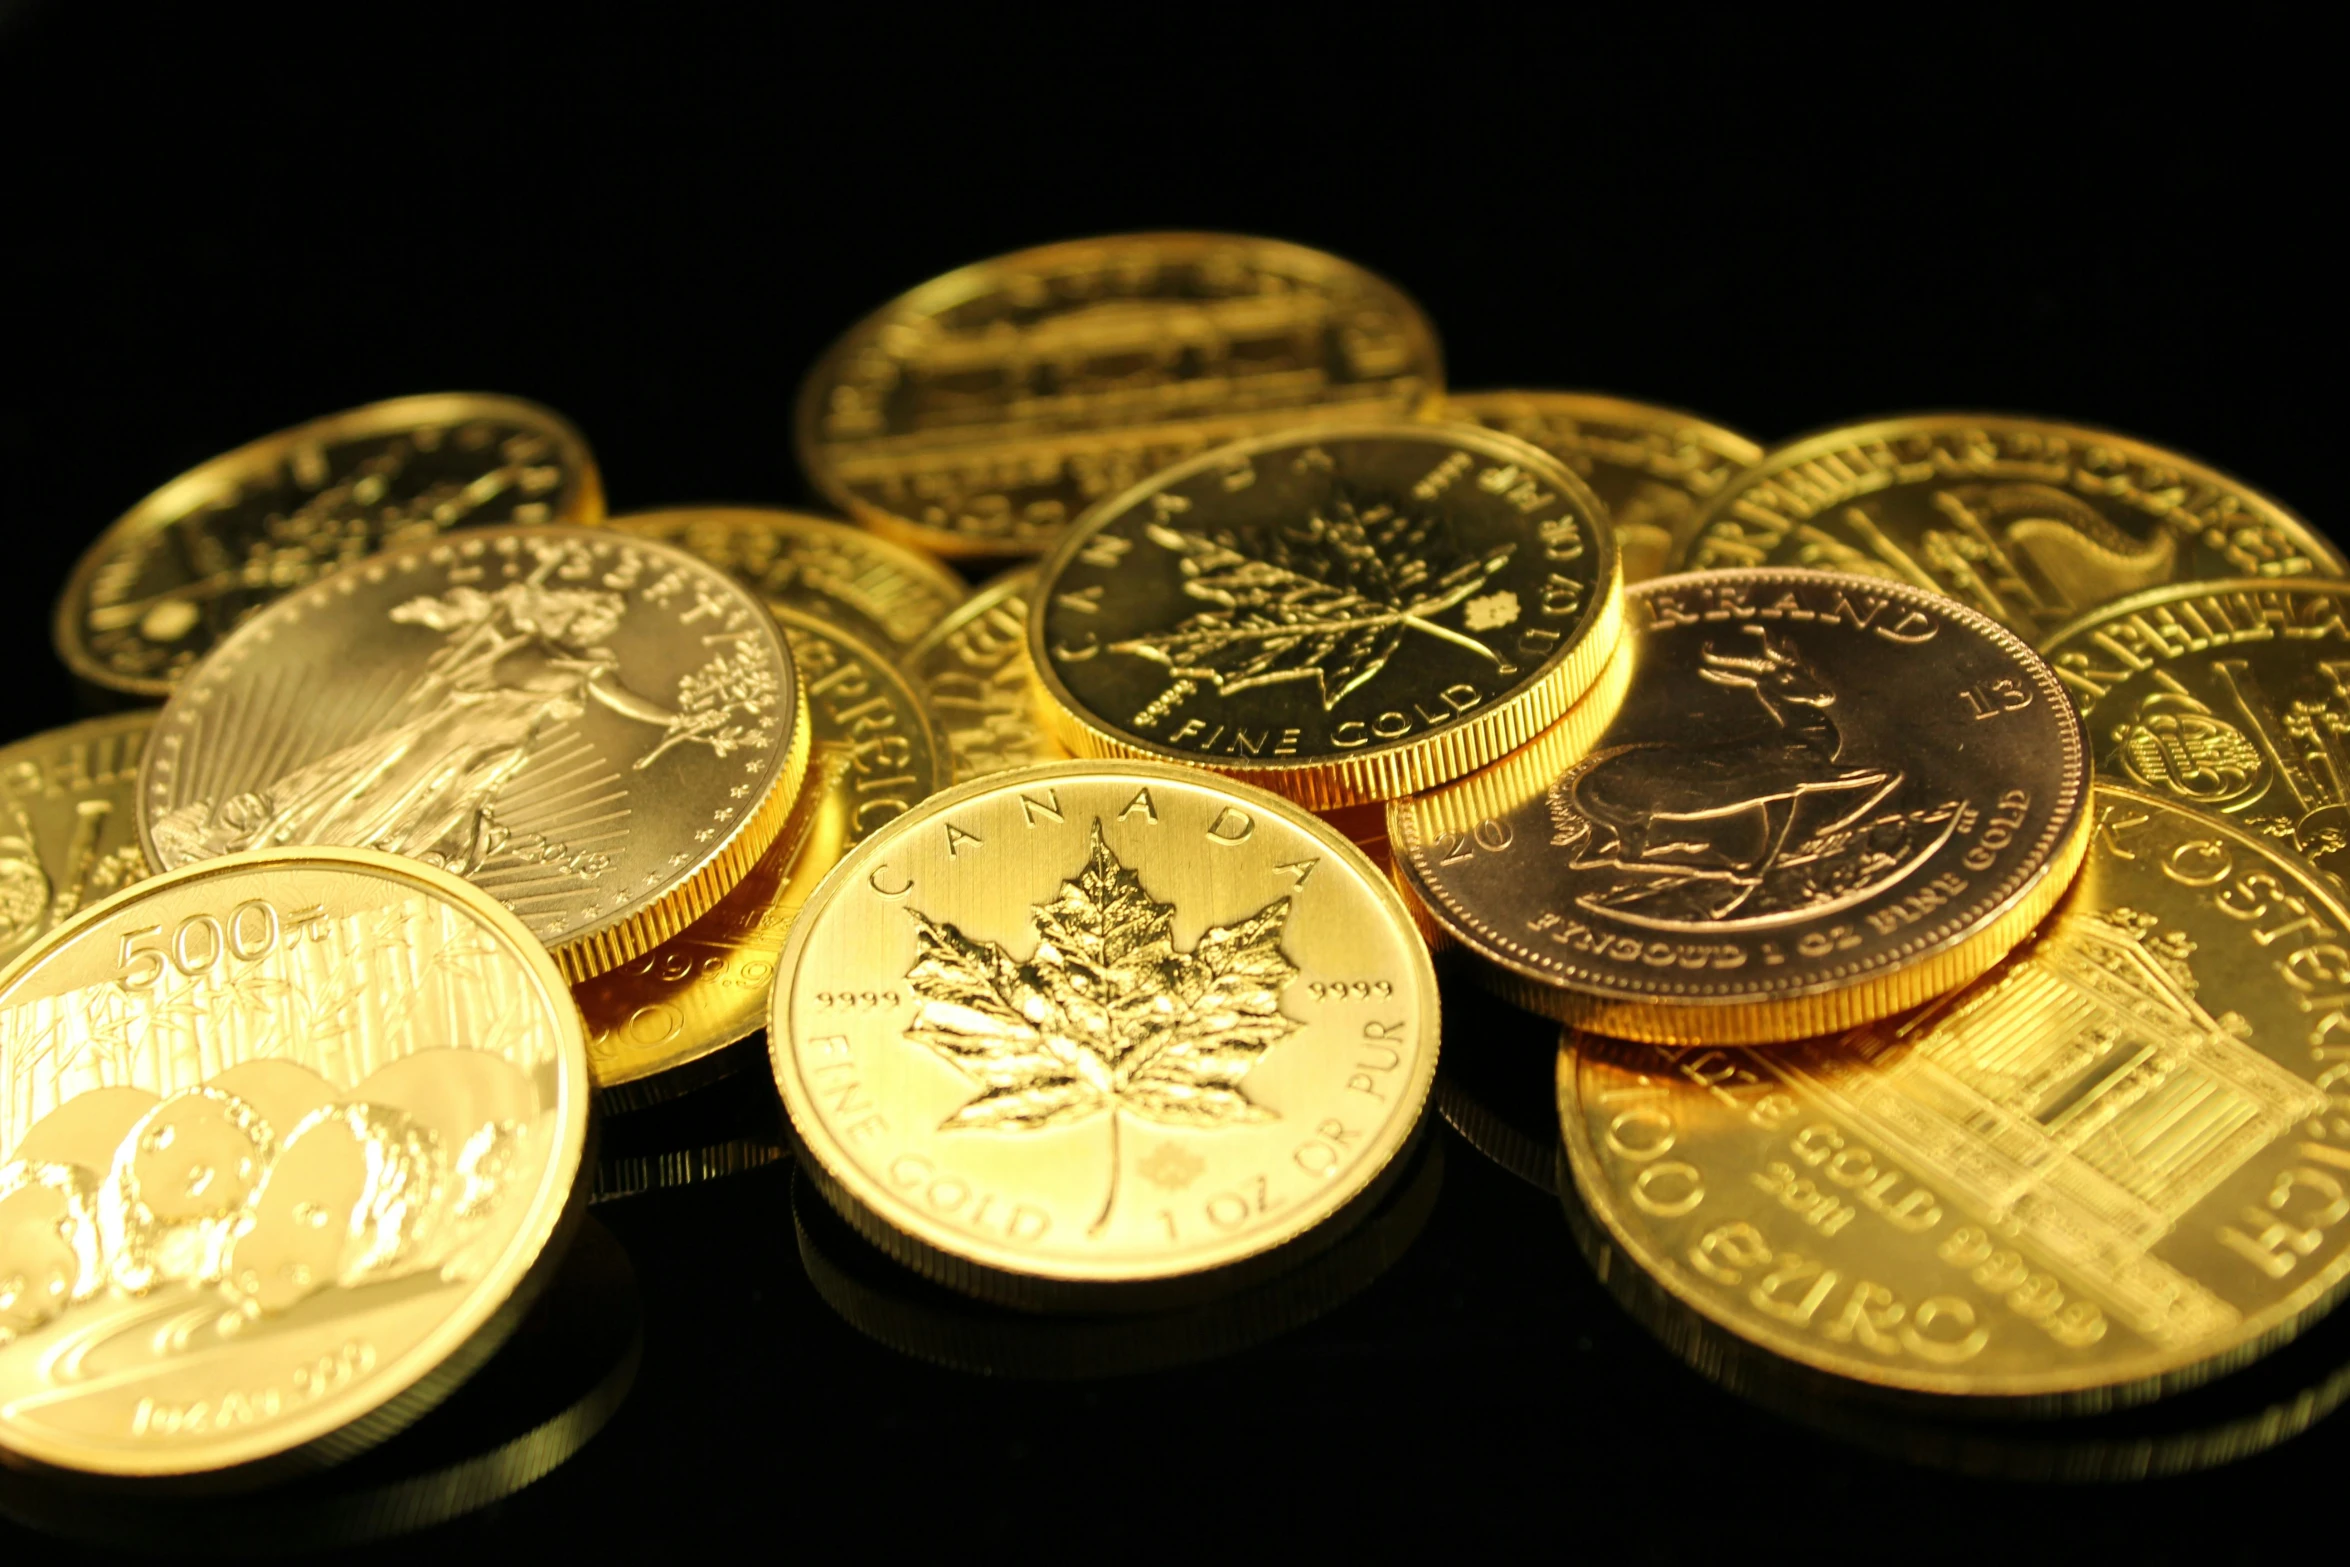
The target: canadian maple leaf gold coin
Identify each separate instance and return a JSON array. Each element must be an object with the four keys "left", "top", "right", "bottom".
[
  {"left": 606, "top": 506, "right": 968, "bottom": 658},
  {"left": 576, "top": 612, "right": 942, "bottom": 1100},
  {"left": 795, "top": 233, "right": 1444, "bottom": 559},
  {"left": 0, "top": 713, "right": 155, "bottom": 973},
  {"left": 1029, "top": 423, "right": 1624, "bottom": 808},
  {"left": 1677, "top": 413, "right": 2342, "bottom": 639},
  {"left": 770, "top": 760, "right": 1438, "bottom": 1304},
  {"left": 904, "top": 567, "right": 1074, "bottom": 784},
  {"left": 138, "top": 526, "right": 809, "bottom": 983},
  {"left": 1391, "top": 568, "right": 2090, "bottom": 1044},
  {"left": 55, "top": 394, "right": 603, "bottom": 699},
  {"left": 1440, "top": 390, "right": 1761, "bottom": 585},
  {"left": 2039, "top": 578, "right": 2350, "bottom": 899},
  {"left": 1559, "top": 786, "right": 2350, "bottom": 1406},
  {"left": 0, "top": 846, "right": 590, "bottom": 1479}
]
